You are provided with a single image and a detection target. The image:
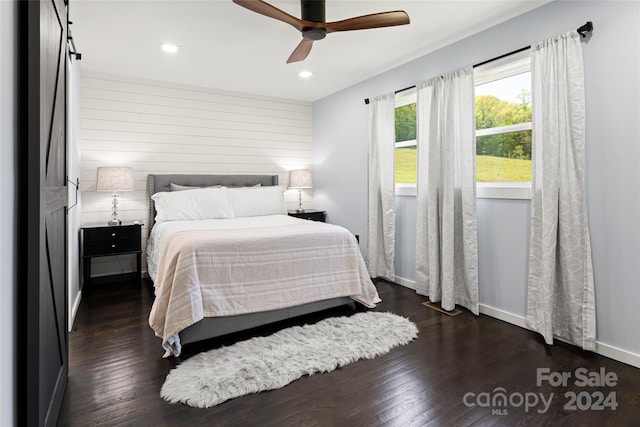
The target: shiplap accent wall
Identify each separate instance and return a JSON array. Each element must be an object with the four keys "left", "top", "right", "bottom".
[{"left": 81, "top": 72, "right": 313, "bottom": 277}]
